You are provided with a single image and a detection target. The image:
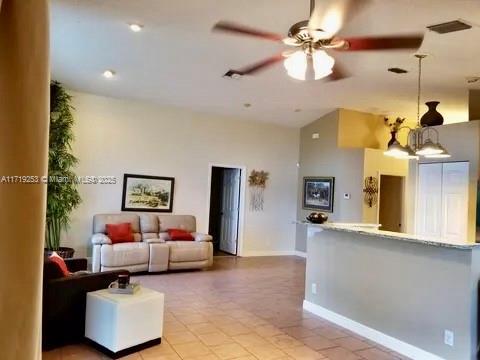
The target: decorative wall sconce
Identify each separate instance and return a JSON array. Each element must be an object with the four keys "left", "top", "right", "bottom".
[{"left": 363, "top": 176, "right": 379, "bottom": 208}]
